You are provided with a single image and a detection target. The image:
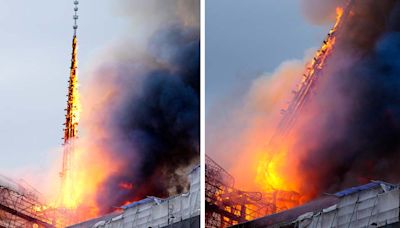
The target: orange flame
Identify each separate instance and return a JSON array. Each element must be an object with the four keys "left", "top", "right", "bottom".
[
  {"left": 58, "top": 35, "right": 81, "bottom": 210},
  {"left": 255, "top": 7, "right": 345, "bottom": 208},
  {"left": 119, "top": 182, "right": 134, "bottom": 190},
  {"left": 55, "top": 36, "right": 120, "bottom": 225}
]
